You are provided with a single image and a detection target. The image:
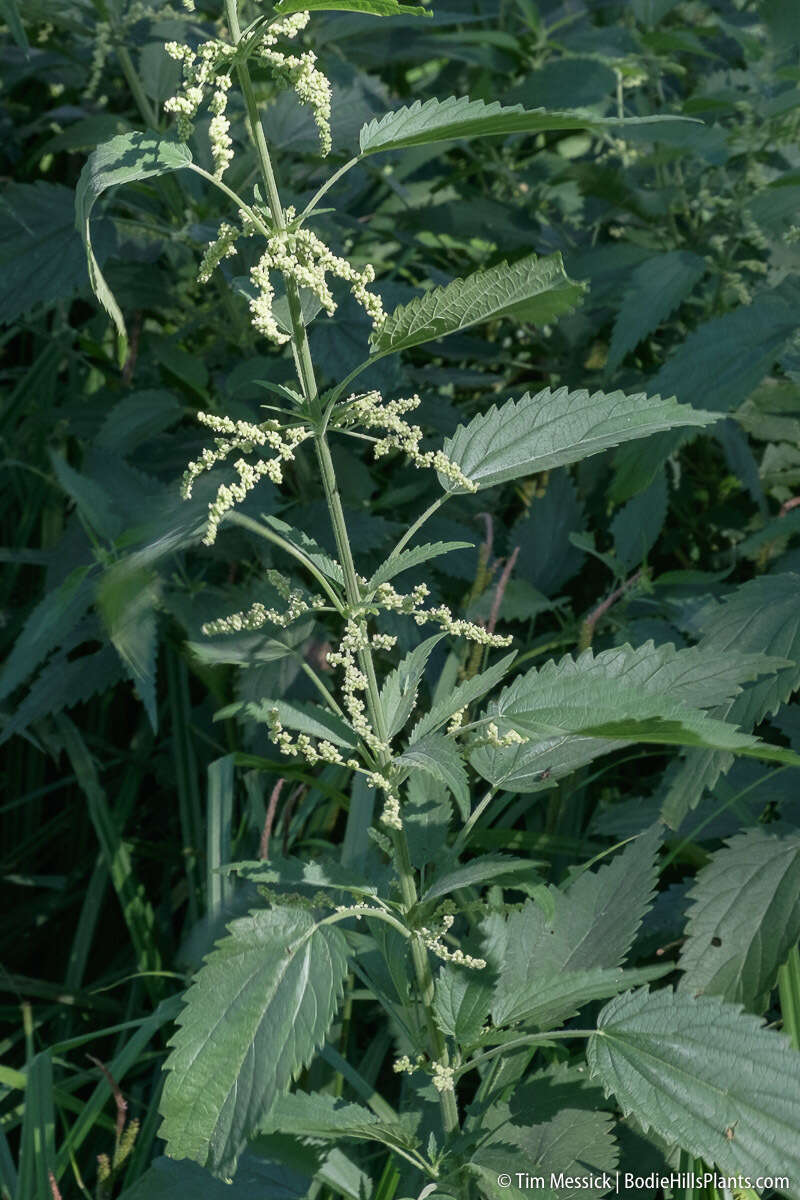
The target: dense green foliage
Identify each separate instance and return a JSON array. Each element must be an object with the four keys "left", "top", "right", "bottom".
[{"left": 3, "top": 1, "right": 800, "bottom": 1198}]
